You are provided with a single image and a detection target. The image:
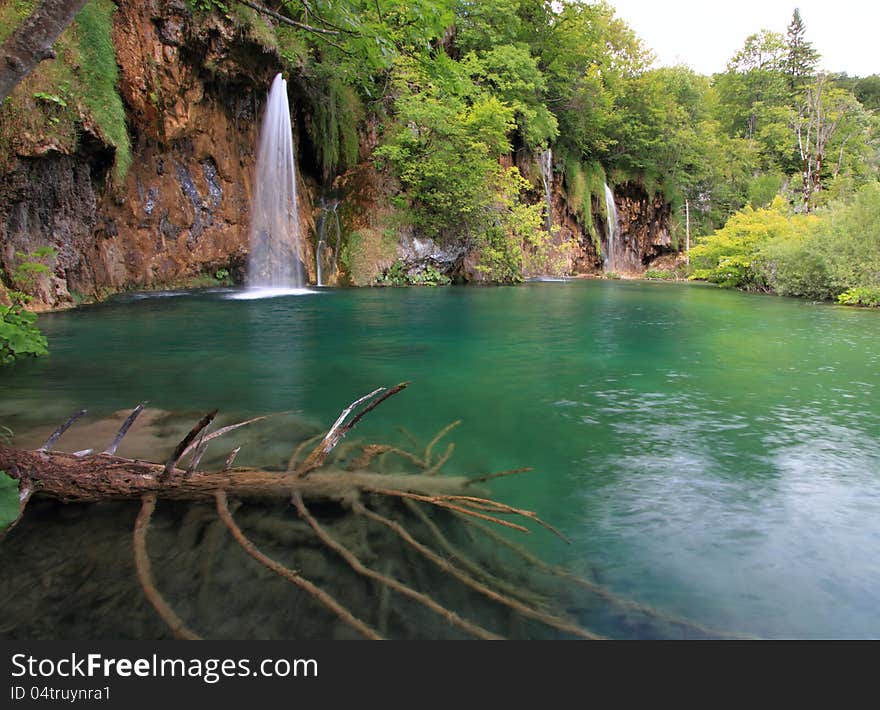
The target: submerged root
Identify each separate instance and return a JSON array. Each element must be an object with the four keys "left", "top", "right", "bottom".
[
  {"left": 0, "top": 385, "right": 754, "bottom": 640},
  {"left": 133, "top": 494, "right": 201, "bottom": 640},
  {"left": 215, "top": 490, "right": 381, "bottom": 640}
]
